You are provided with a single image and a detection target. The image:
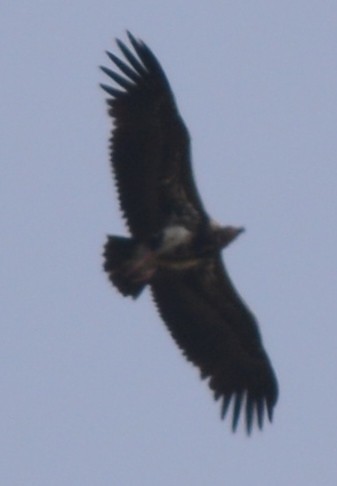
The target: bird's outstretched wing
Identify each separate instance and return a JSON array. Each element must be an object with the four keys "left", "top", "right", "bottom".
[
  {"left": 101, "top": 32, "right": 207, "bottom": 240},
  {"left": 151, "top": 258, "right": 278, "bottom": 434}
]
